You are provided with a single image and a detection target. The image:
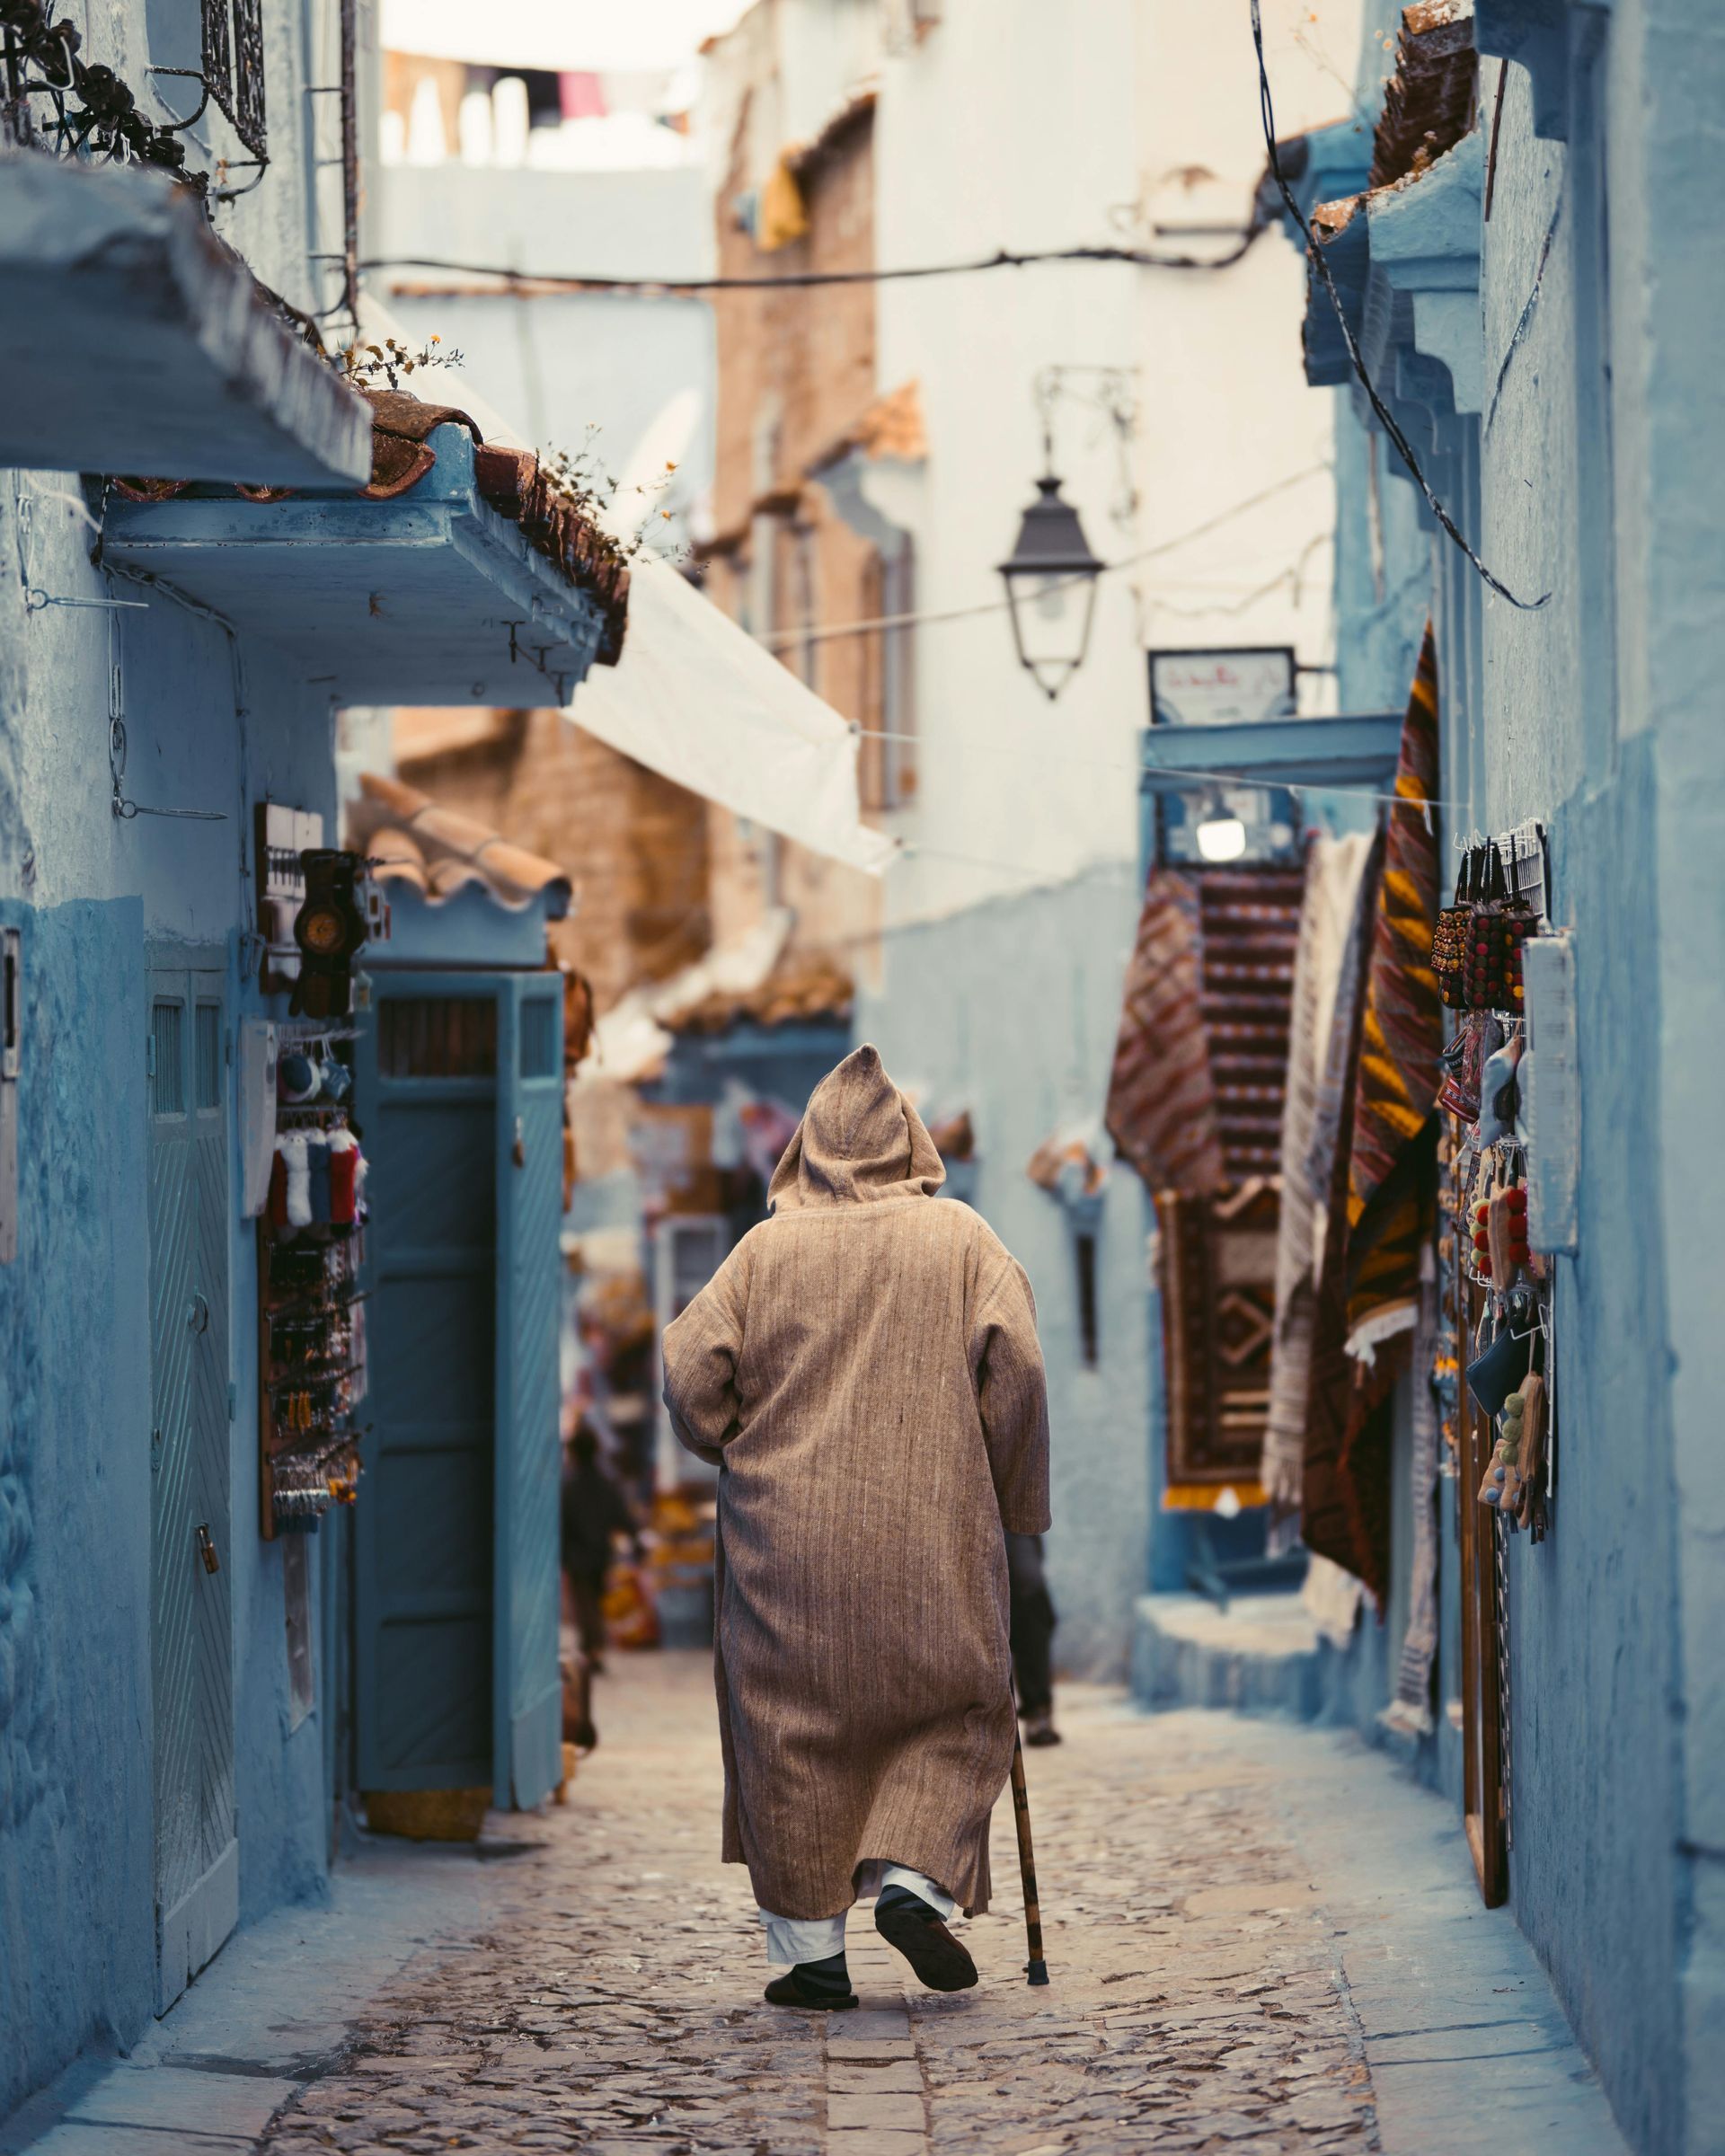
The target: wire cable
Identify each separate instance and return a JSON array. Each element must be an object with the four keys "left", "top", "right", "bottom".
[
  {"left": 1247, "top": 0, "right": 1547, "bottom": 612},
  {"left": 362, "top": 226, "right": 1268, "bottom": 296},
  {"left": 751, "top": 461, "right": 1333, "bottom": 649}
]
